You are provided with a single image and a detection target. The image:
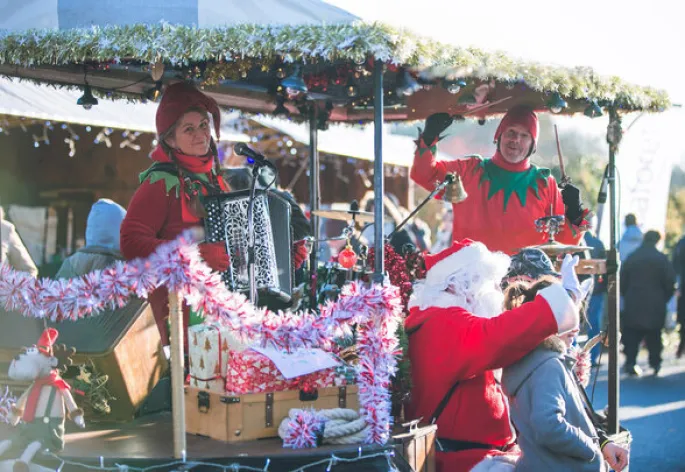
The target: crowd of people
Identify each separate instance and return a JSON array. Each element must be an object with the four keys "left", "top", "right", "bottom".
[{"left": 4, "top": 82, "right": 683, "bottom": 471}]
